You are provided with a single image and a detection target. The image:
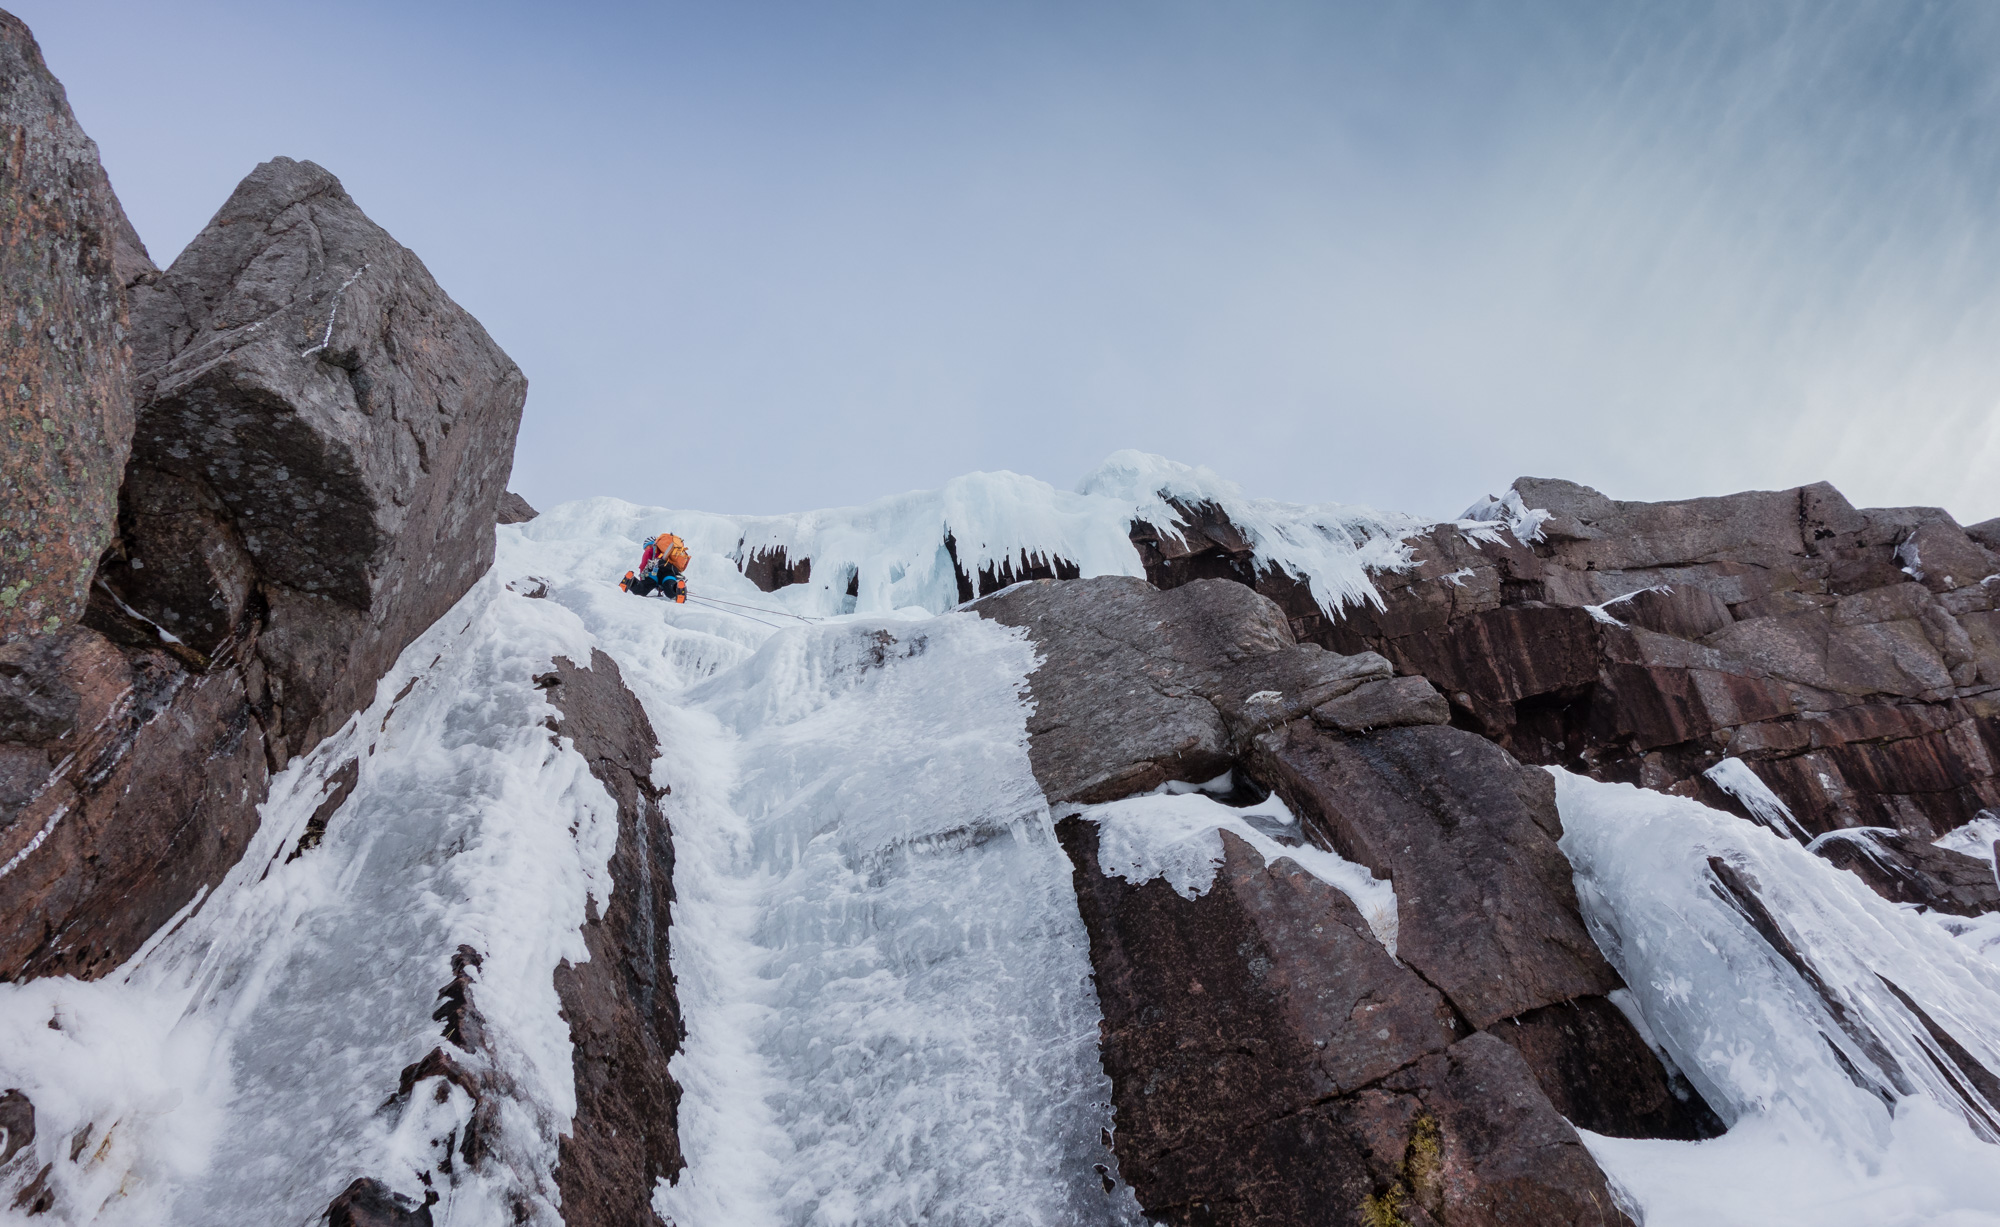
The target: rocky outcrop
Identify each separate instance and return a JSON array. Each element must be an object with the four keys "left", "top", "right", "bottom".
[
  {"left": 1062, "top": 819, "right": 1637, "bottom": 1226},
  {"left": 1248, "top": 722, "right": 1618, "bottom": 1030},
  {"left": 109, "top": 155, "right": 526, "bottom": 755},
  {"left": 736, "top": 544, "right": 811, "bottom": 593},
  {"left": 0, "top": 12, "right": 151, "bottom": 642},
  {"left": 973, "top": 577, "right": 1402, "bottom": 804},
  {"left": 980, "top": 575, "right": 1697, "bottom": 1224},
  {"left": 1814, "top": 828, "right": 2000, "bottom": 917},
  {"left": 539, "top": 651, "right": 684, "bottom": 1225},
  {"left": 1129, "top": 482, "right": 2000, "bottom": 912},
  {"left": 2, "top": 149, "right": 525, "bottom": 980},
  {"left": 326, "top": 1178, "right": 435, "bottom": 1227},
  {"left": 734, "top": 537, "right": 1082, "bottom": 603},
  {"left": 497, "top": 491, "right": 538, "bottom": 524},
  {"left": 1323, "top": 481, "right": 2000, "bottom": 842},
  {"left": 0, "top": 626, "right": 268, "bottom": 978},
  {"left": 329, "top": 946, "right": 507, "bottom": 1223}
]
